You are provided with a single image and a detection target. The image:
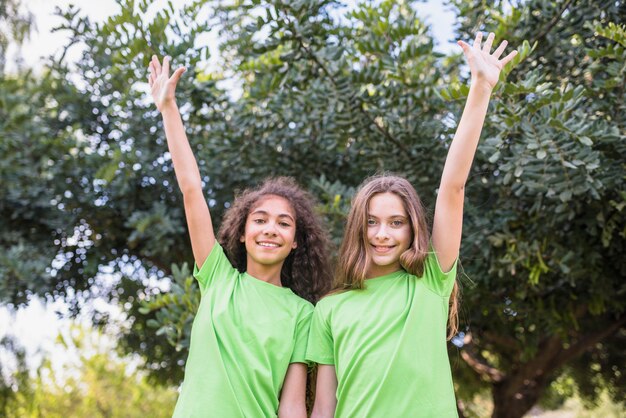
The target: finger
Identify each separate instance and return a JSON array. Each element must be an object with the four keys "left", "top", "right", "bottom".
[
  {"left": 162, "top": 56, "right": 171, "bottom": 78},
  {"left": 148, "top": 61, "right": 156, "bottom": 80},
  {"left": 148, "top": 73, "right": 154, "bottom": 86},
  {"left": 457, "top": 40, "right": 470, "bottom": 54},
  {"left": 493, "top": 40, "right": 508, "bottom": 59},
  {"left": 473, "top": 32, "right": 483, "bottom": 49},
  {"left": 151, "top": 55, "right": 162, "bottom": 76},
  {"left": 500, "top": 50, "right": 518, "bottom": 67},
  {"left": 170, "top": 66, "right": 186, "bottom": 84},
  {"left": 483, "top": 32, "right": 495, "bottom": 53}
]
